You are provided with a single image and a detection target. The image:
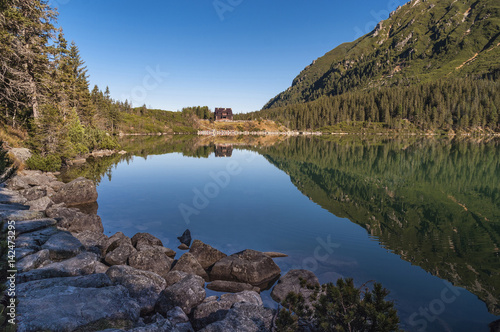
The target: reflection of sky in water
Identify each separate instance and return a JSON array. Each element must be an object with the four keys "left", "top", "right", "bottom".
[{"left": 96, "top": 149, "right": 498, "bottom": 332}]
